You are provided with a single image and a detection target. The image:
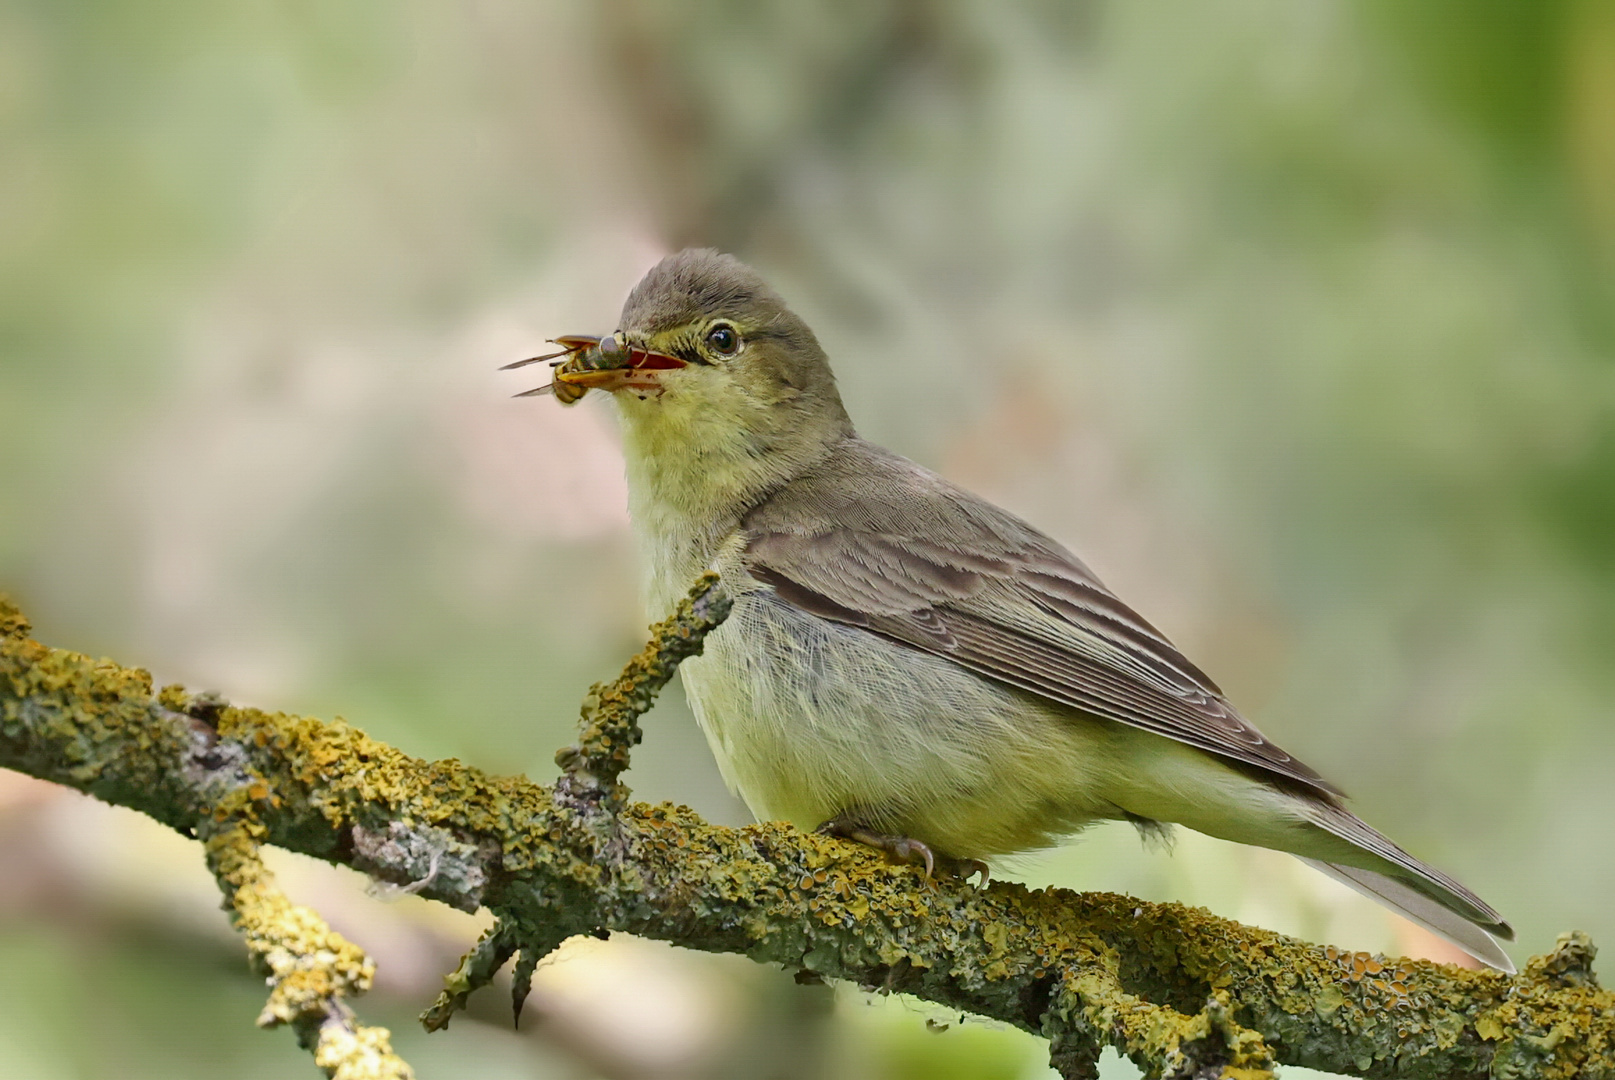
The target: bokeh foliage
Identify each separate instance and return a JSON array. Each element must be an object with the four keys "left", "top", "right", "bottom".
[{"left": 1, "top": 2, "right": 1611, "bottom": 1078}]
